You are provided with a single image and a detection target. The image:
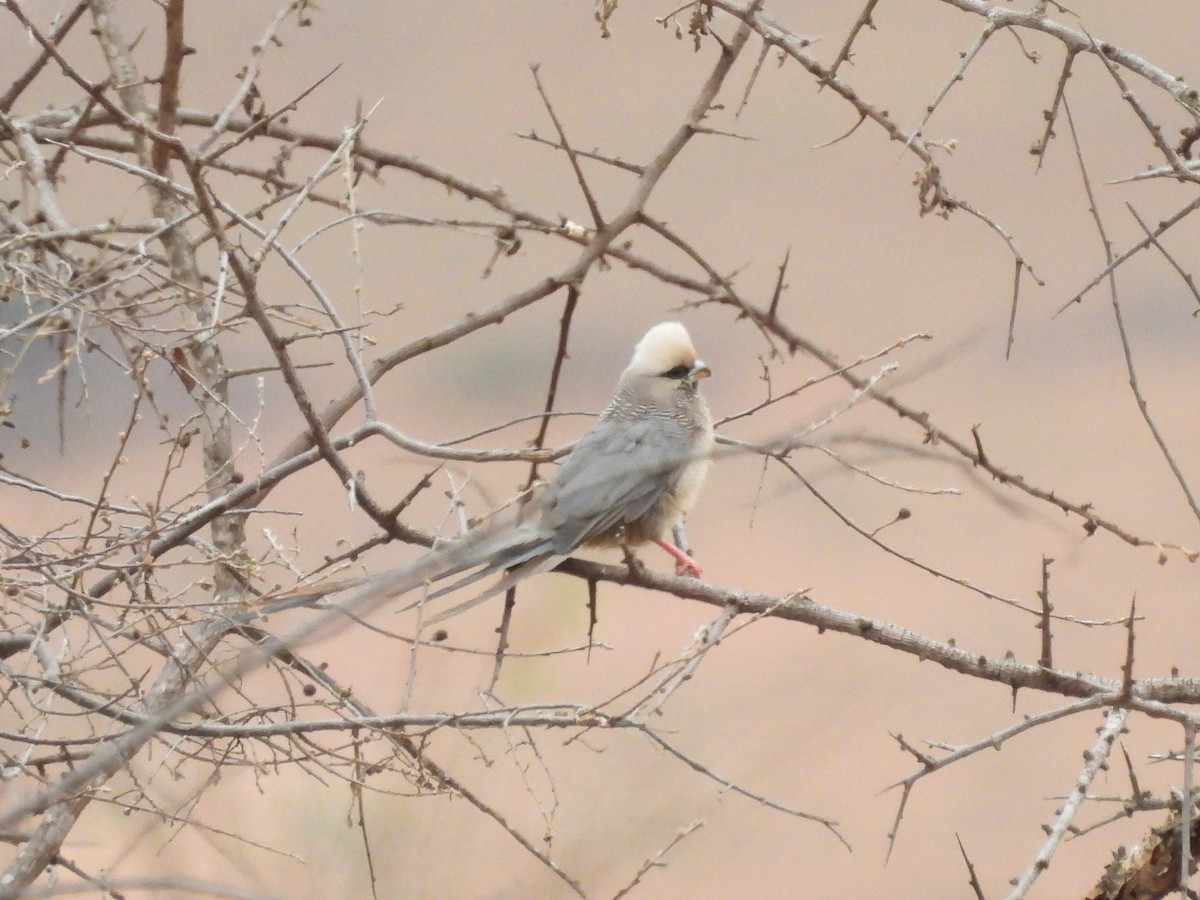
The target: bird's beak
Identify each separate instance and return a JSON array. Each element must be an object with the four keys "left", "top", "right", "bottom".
[{"left": 689, "top": 360, "right": 712, "bottom": 381}]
